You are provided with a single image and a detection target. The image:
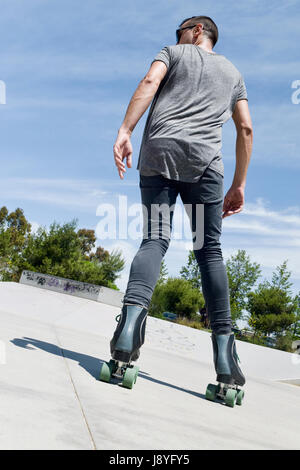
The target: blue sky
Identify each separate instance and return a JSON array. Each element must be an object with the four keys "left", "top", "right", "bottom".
[{"left": 1, "top": 0, "right": 300, "bottom": 299}]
